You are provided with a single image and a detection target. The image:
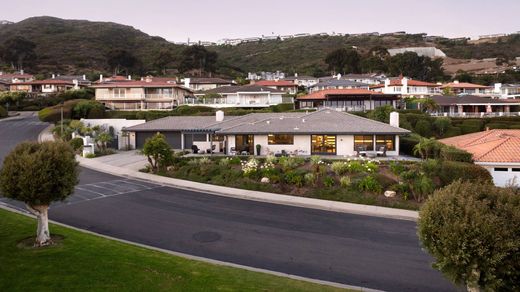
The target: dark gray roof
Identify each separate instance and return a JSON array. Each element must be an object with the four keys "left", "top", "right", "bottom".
[
  {"left": 310, "top": 79, "right": 370, "bottom": 88},
  {"left": 200, "top": 85, "right": 285, "bottom": 94},
  {"left": 283, "top": 75, "right": 318, "bottom": 81},
  {"left": 125, "top": 109, "right": 410, "bottom": 135},
  {"left": 431, "top": 95, "right": 520, "bottom": 105},
  {"left": 216, "top": 109, "right": 410, "bottom": 135}
]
